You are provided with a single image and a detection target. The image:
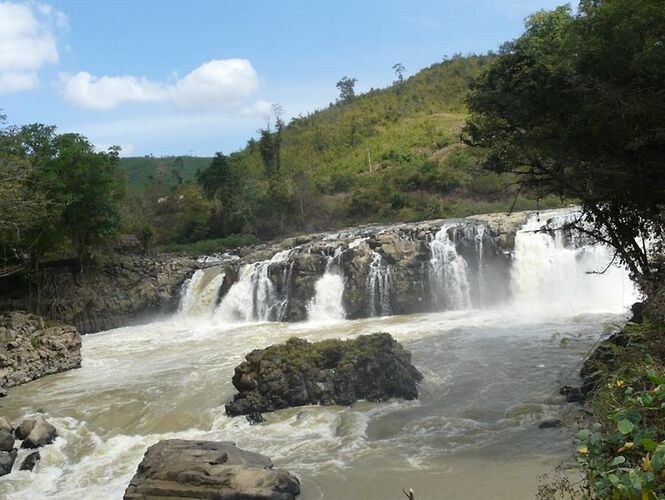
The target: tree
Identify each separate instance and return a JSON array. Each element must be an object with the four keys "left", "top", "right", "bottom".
[
  {"left": 336, "top": 76, "right": 358, "bottom": 102},
  {"left": 393, "top": 63, "right": 406, "bottom": 83},
  {"left": 463, "top": 1, "right": 665, "bottom": 288}
]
